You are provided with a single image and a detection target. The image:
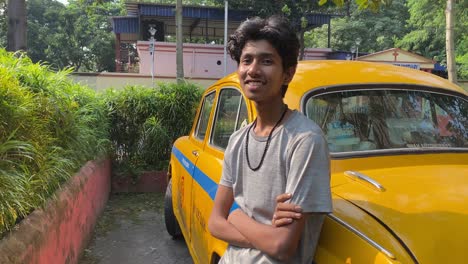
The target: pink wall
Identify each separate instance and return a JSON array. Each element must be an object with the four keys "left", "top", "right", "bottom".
[
  {"left": 303, "top": 48, "right": 332, "bottom": 60},
  {"left": 137, "top": 41, "right": 331, "bottom": 79},
  {"left": 138, "top": 41, "right": 237, "bottom": 79},
  {"left": 0, "top": 159, "right": 111, "bottom": 264}
]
